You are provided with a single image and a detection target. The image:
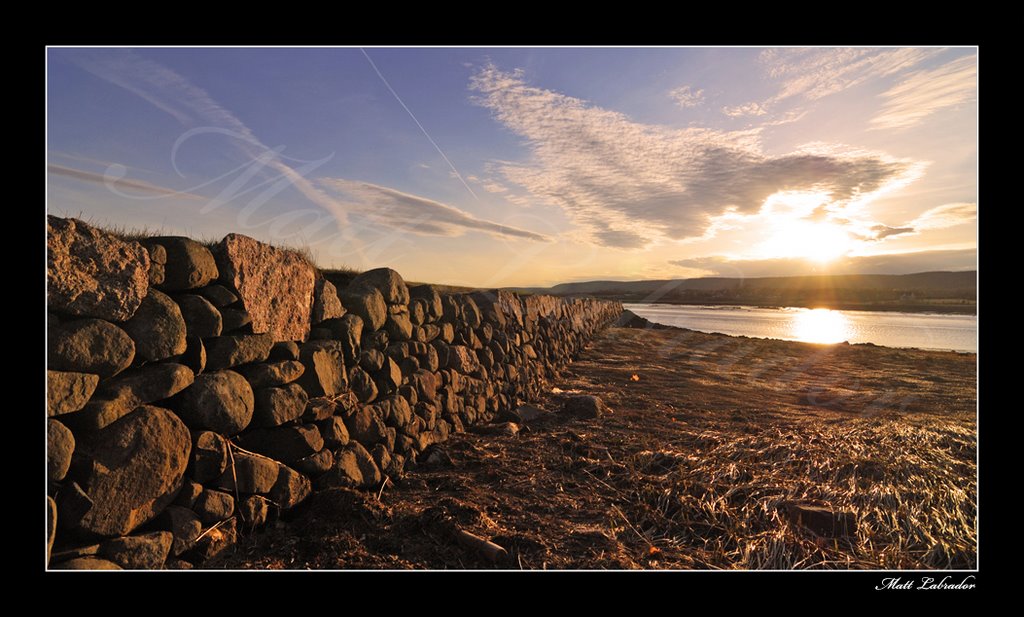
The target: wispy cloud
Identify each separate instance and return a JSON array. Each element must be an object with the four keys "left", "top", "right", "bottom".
[
  {"left": 868, "top": 224, "right": 916, "bottom": 240},
  {"left": 469, "top": 64, "right": 919, "bottom": 249},
  {"left": 669, "top": 85, "right": 704, "bottom": 108},
  {"left": 855, "top": 202, "right": 977, "bottom": 242},
  {"left": 71, "top": 49, "right": 348, "bottom": 223},
  {"left": 871, "top": 56, "right": 977, "bottom": 129},
  {"left": 671, "top": 248, "right": 977, "bottom": 277},
  {"left": 321, "top": 178, "right": 549, "bottom": 242},
  {"left": 722, "top": 101, "right": 768, "bottom": 117},
  {"left": 759, "top": 47, "right": 942, "bottom": 104},
  {"left": 48, "top": 163, "right": 204, "bottom": 201},
  {"left": 911, "top": 202, "right": 977, "bottom": 230}
]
